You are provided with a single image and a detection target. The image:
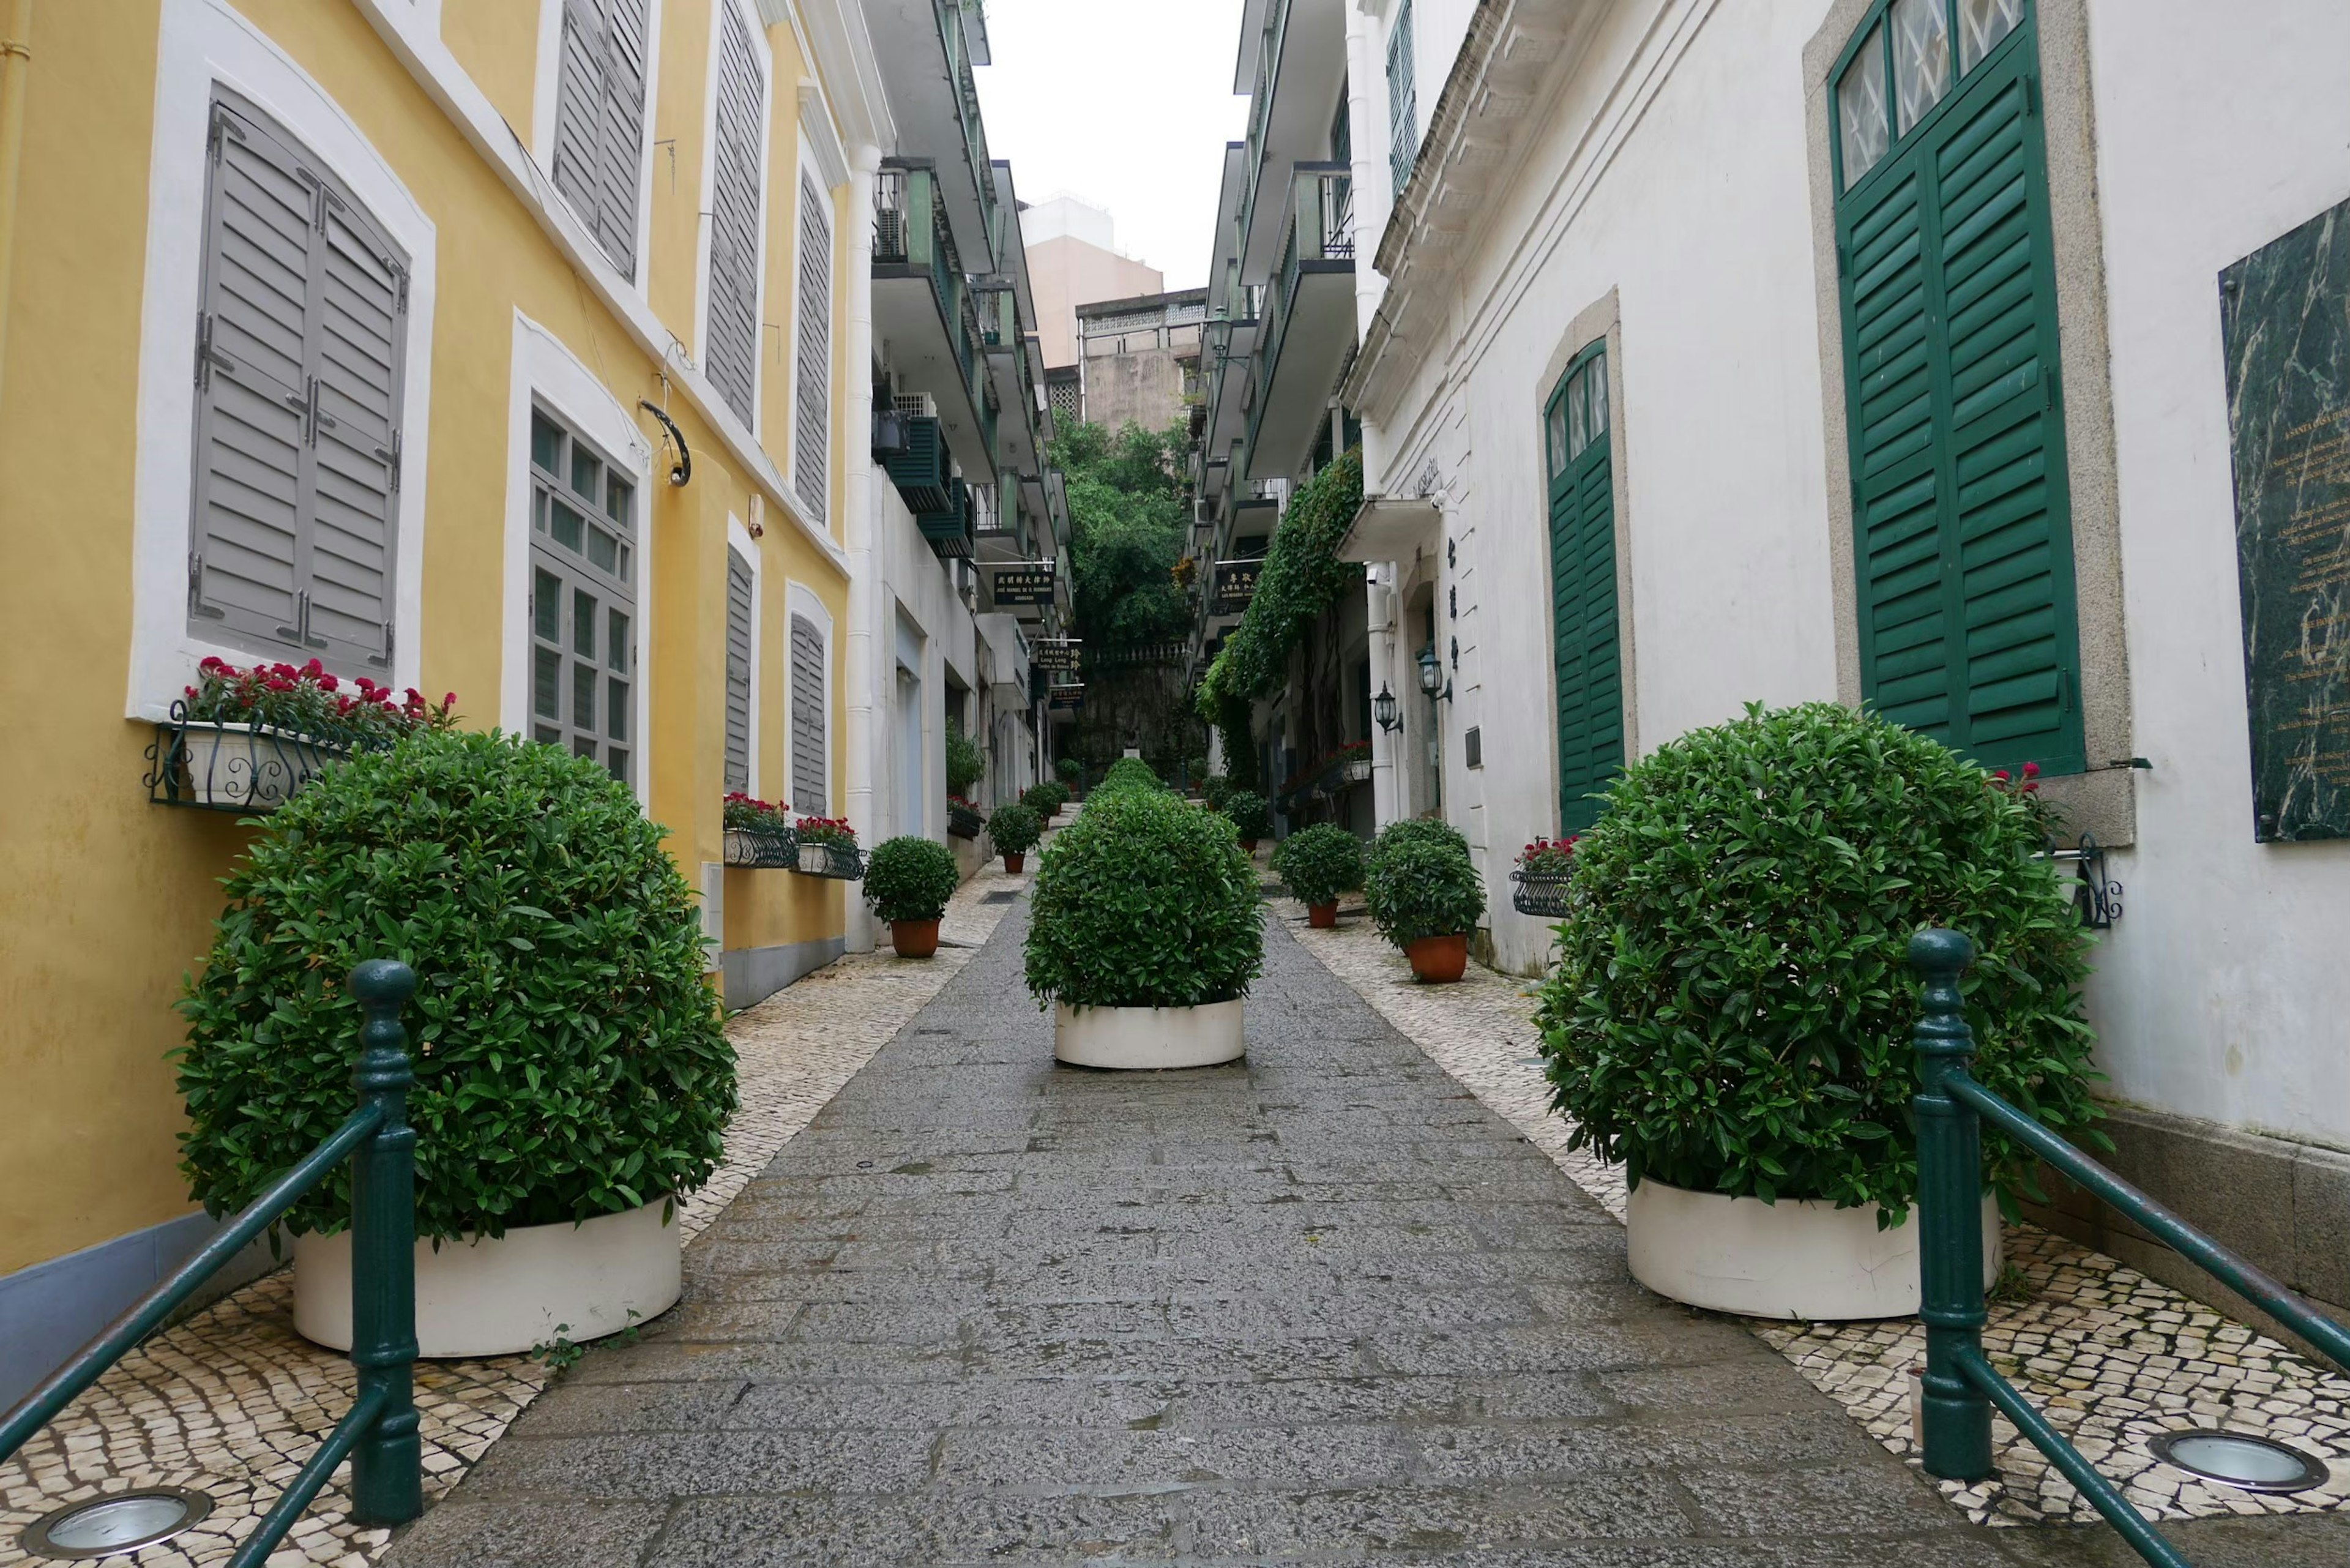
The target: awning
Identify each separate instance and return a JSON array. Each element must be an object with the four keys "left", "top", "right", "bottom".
[{"left": 1338, "top": 494, "right": 1442, "bottom": 564}]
